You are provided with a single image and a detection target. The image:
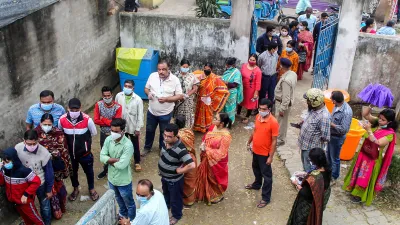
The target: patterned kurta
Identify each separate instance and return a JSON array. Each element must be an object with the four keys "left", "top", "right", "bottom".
[{"left": 175, "top": 72, "right": 200, "bottom": 128}]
